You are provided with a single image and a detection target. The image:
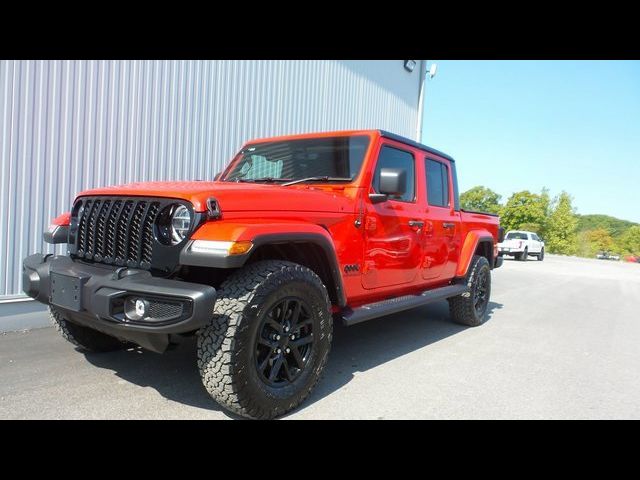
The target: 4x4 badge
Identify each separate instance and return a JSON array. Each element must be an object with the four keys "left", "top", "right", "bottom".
[{"left": 343, "top": 264, "right": 360, "bottom": 274}]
